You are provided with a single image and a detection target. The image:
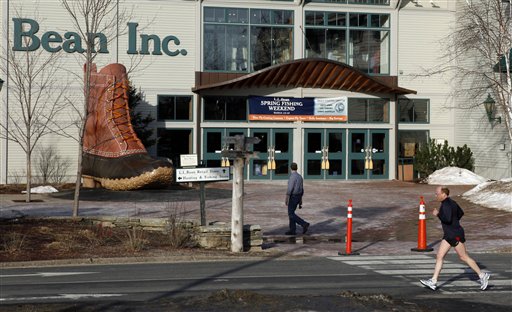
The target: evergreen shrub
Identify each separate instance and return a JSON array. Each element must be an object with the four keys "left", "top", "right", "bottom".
[{"left": 414, "top": 139, "right": 474, "bottom": 179}]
